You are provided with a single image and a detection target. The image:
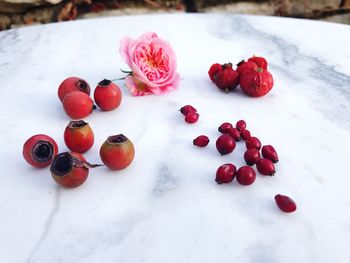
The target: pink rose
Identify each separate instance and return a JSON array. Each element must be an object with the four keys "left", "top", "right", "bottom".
[{"left": 119, "top": 32, "right": 180, "bottom": 96}]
